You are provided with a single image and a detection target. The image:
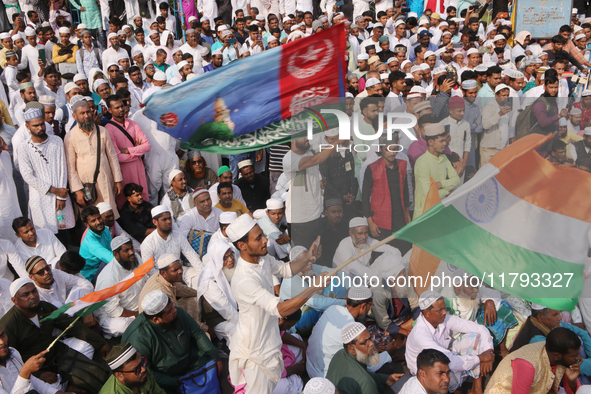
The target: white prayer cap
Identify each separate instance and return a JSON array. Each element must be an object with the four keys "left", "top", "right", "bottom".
[
  {"left": 39, "top": 95, "right": 55, "bottom": 106},
  {"left": 380, "top": 73, "right": 389, "bottom": 80},
  {"left": 349, "top": 217, "right": 368, "bottom": 228},
  {"left": 168, "top": 169, "right": 183, "bottom": 182},
  {"left": 341, "top": 322, "right": 366, "bottom": 344},
  {"left": 153, "top": 71, "right": 167, "bottom": 81},
  {"left": 176, "top": 60, "right": 188, "bottom": 70},
  {"left": 574, "top": 25, "right": 583, "bottom": 33},
  {"left": 462, "top": 79, "right": 477, "bottom": 89},
  {"left": 221, "top": 30, "right": 232, "bottom": 38},
  {"left": 419, "top": 290, "right": 443, "bottom": 310},
  {"left": 266, "top": 198, "right": 284, "bottom": 210},
  {"left": 493, "top": 34, "right": 505, "bottom": 42},
  {"left": 186, "top": 73, "right": 198, "bottom": 81},
  {"left": 394, "top": 19, "right": 405, "bottom": 27},
  {"left": 386, "top": 57, "right": 398, "bottom": 64},
  {"left": 188, "top": 16, "right": 197, "bottom": 22},
  {"left": 324, "top": 128, "right": 339, "bottom": 137},
  {"left": 141, "top": 290, "right": 169, "bottom": 315},
  {"left": 58, "top": 26, "right": 70, "bottom": 34},
  {"left": 226, "top": 214, "right": 257, "bottom": 242},
  {"left": 410, "top": 86, "right": 426, "bottom": 94},
  {"left": 219, "top": 211, "right": 238, "bottom": 224},
  {"left": 212, "top": 48, "right": 223, "bottom": 56},
  {"left": 283, "top": 16, "right": 292, "bottom": 23},
  {"left": 217, "top": 24, "right": 228, "bottom": 32},
  {"left": 148, "top": 30, "right": 159, "bottom": 37},
  {"left": 93, "top": 79, "right": 109, "bottom": 92},
  {"left": 157, "top": 253, "right": 179, "bottom": 269},
  {"left": 0, "top": 33, "right": 10, "bottom": 40},
  {"left": 373, "top": 22, "right": 384, "bottom": 28},
  {"left": 256, "top": 14, "right": 265, "bottom": 21},
  {"left": 347, "top": 286, "right": 372, "bottom": 300},
  {"left": 420, "top": 63, "right": 430, "bottom": 71},
  {"left": 96, "top": 202, "right": 112, "bottom": 215},
  {"left": 200, "top": 46, "right": 210, "bottom": 57},
  {"left": 424, "top": 50, "right": 436, "bottom": 58},
  {"left": 267, "top": 36, "right": 277, "bottom": 43},
  {"left": 345, "top": 92, "right": 354, "bottom": 98},
  {"left": 365, "top": 77, "right": 381, "bottom": 88},
  {"left": 107, "top": 32, "right": 118, "bottom": 40},
  {"left": 408, "top": 12, "right": 418, "bottom": 18},
  {"left": 410, "top": 65, "right": 422, "bottom": 73},
  {"left": 116, "top": 30, "right": 125, "bottom": 36},
  {"left": 358, "top": 53, "right": 369, "bottom": 60},
  {"left": 434, "top": 48, "right": 446, "bottom": 57},
  {"left": 559, "top": 118, "right": 567, "bottom": 127},
  {"left": 73, "top": 74, "right": 86, "bottom": 83},
  {"left": 585, "top": 127, "right": 591, "bottom": 136},
  {"left": 475, "top": 64, "right": 488, "bottom": 72},
  {"left": 116, "top": 52, "right": 129, "bottom": 61},
  {"left": 424, "top": 123, "right": 445, "bottom": 137},
  {"left": 253, "top": 209, "right": 267, "bottom": 219},
  {"left": 495, "top": 84, "right": 509, "bottom": 94},
  {"left": 237, "top": 159, "right": 253, "bottom": 169},
  {"left": 10, "top": 278, "right": 34, "bottom": 297},
  {"left": 570, "top": 107, "right": 582, "bottom": 115},
  {"left": 406, "top": 92, "right": 421, "bottom": 99},
  {"left": 64, "top": 82, "right": 78, "bottom": 94},
  {"left": 442, "top": 31, "right": 452, "bottom": 36},
  {"left": 25, "top": 27, "right": 36, "bottom": 36},
  {"left": 512, "top": 70, "right": 525, "bottom": 79},
  {"left": 192, "top": 188, "right": 209, "bottom": 200},
  {"left": 582, "top": 90, "right": 591, "bottom": 97},
  {"left": 531, "top": 303, "right": 547, "bottom": 310},
  {"left": 151, "top": 205, "right": 170, "bottom": 218},
  {"left": 249, "top": 21, "right": 259, "bottom": 27},
  {"left": 111, "top": 235, "right": 131, "bottom": 251},
  {"left": 575, "top": 33, "right": 586, "bottom": 41},
  {"left": 467, "top": 48, "right": 479, "bottom": 56},
  {"left": 131, "top": 46, "right": 144, "bottom": 57},
  {"left": 303, "top": 378, "right": 336, "bottom": 394}
]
